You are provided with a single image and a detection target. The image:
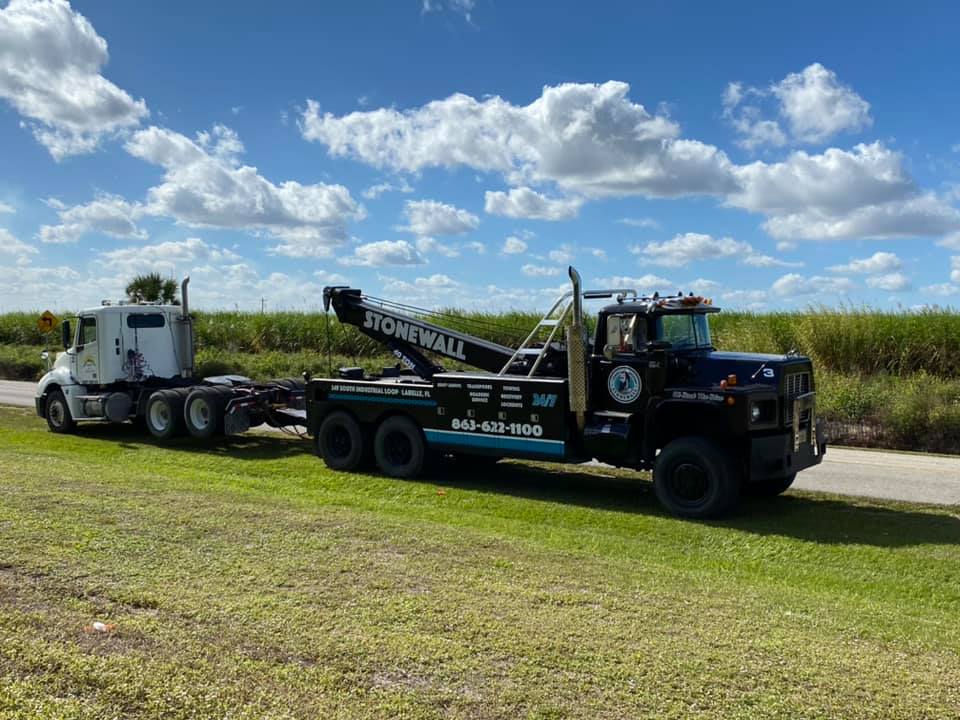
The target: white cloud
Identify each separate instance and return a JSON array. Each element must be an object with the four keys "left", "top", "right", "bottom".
[
  {"left": 502, "top": 236, "right": 528, "bottom": 254},
  {"left": 952, "top": 257, "right": 960, "bottom": 284},
  {"left": 464, "top": 240, "right": 486, "bottom": 254},
  {"left": 772, "top": 63, "right": 872, "bottom": 144},
  {"left": 38, "top": 194, "right": 146, "bottom": 243},
  {"left": 362, "top": 178, "right": 413, "bottom": 199},
  {"left": 689, "top": 278, "right": 721, "bottom": 294},
  {"left": 633, "top": 231, "right": 798, "bottom": 268},
  {"left": 0, "top": 227, "right": 38, "bottom": 264},
  {"left": 724, "top": 63, "right": 870, "bottom": 149},
  {"left": 521, "top": 264, "right": 560, "bottom": 277},
  {"left": 771, "top": 273, "right": 855, "bottom": 296},
  {"left": 301, "top": 81, "right": 738, "bottom": 199},
  {"left": 0, "top": 201, "right": 14, "bottom": 214},
  {"left": 728, "top": 143, "right": 960, "bottom": 241},
  {"left": 923, "top": 282, "right": 958, "bottom": 297},
  {"left": 314, "top": 269, "right": 348, "bottom": 284},
  {"left": 0, "top": 0, "right": 148, "bottom": 159},
  {"left": 421, "top": 0, "right": 475, "bottom": 20},
  {"left": 594, "top": 274, "right": 676, "bottom": 293},
  {"left": 484, "top": 187, "right": 583, "bottom": 220},
  {"left": 865, "top": 272, "right": 911, "bottom": 291},
  {"left": 415, "top": 235, "right": 459, "bottom": 257},
  {"left": 400, "top": 199, "right": 479, "bottom": 236},
  {"left": 776, "top": 240, "right": 797, "bottom": 252},
  {"left": 588, "top": 247, "right": 607, "bottom": 260},
  {"left": 548, "top": 244, "right": 574, "bottom": 264},
  {"left": 123, "top": 124, "right": 364, "bottom": 257},
  {"left": 617, "top": 217, "right": 660, "bottom": 229},
  {"left": 938, "top": 232, "right": 960, "bottom": 251},
  {"left": 99, "top": 237, "right": 240, "bottom": 277},
  {"left": 720, "top": 289, "right": 769, "bottom": 308},
  {"left": 339, "top": 239, "right": 424, "bottom": 267},
  {"left": 827, "top": 251, "right": 902, "bottom": 274}
]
